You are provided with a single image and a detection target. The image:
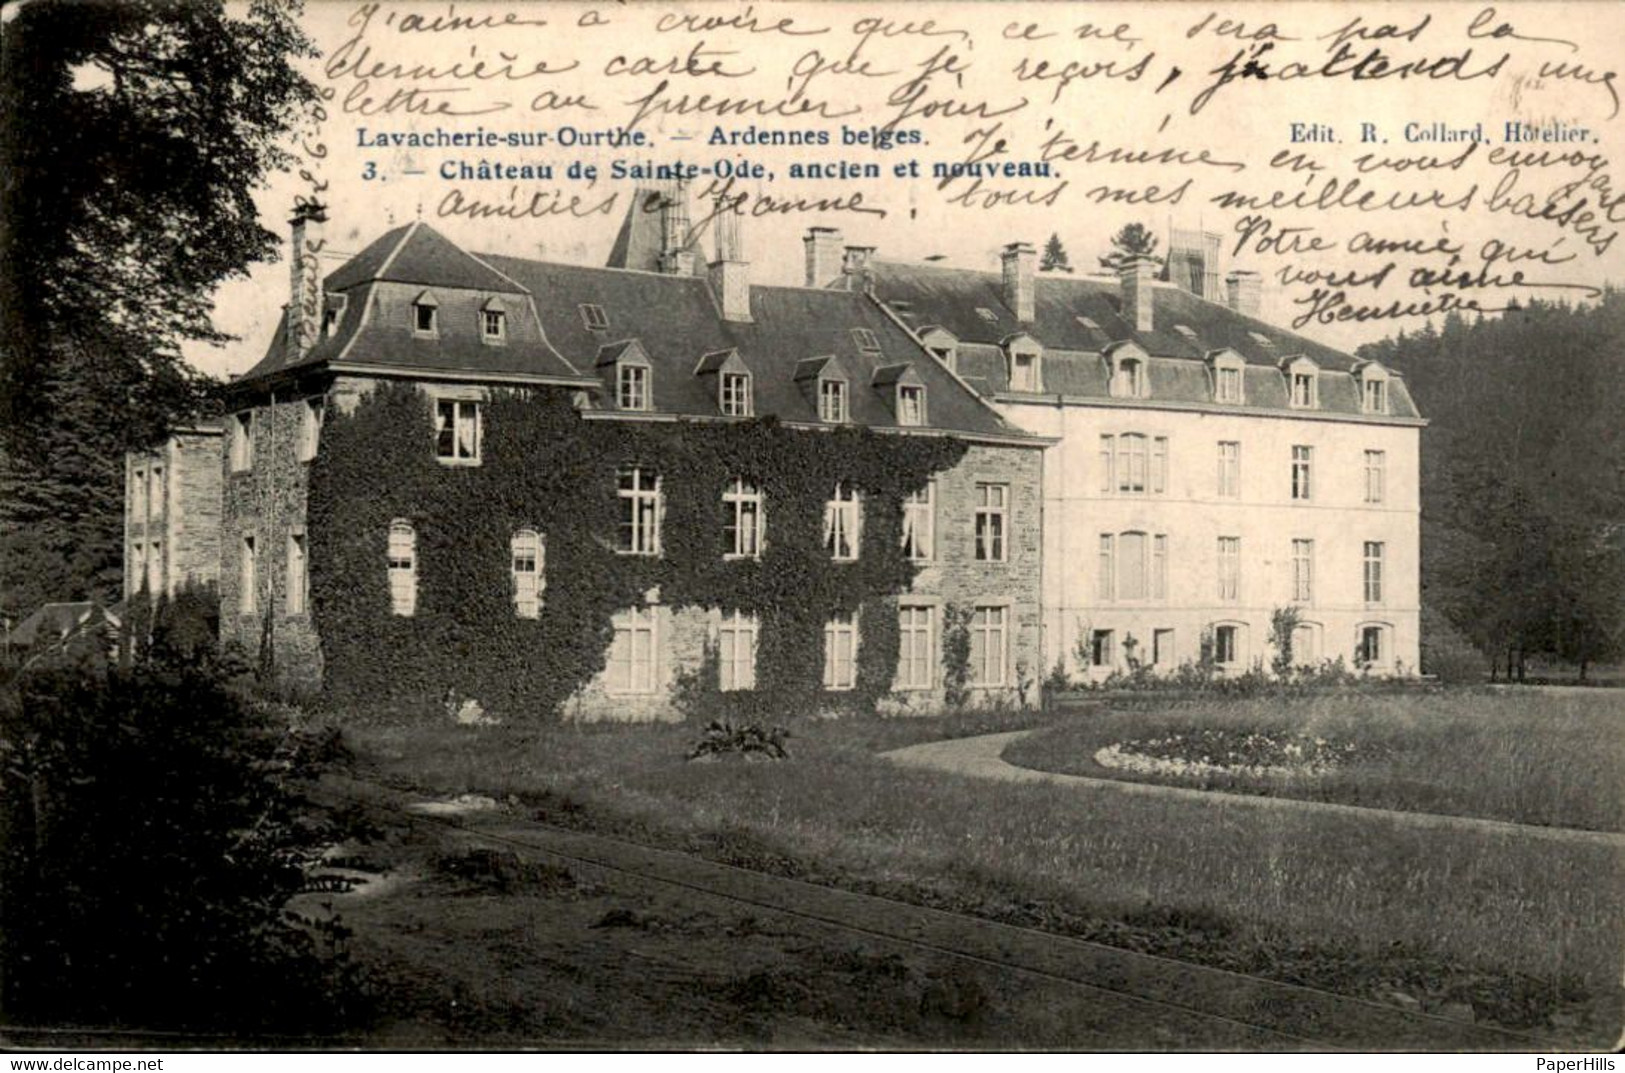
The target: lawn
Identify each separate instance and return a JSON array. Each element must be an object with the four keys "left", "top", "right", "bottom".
[
  {"left": 1004, "top": 688, "right": 1625, "bottom": 832},
  {"left": 338, "top": 691, "right": 1623, "bottom": 1042}
]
